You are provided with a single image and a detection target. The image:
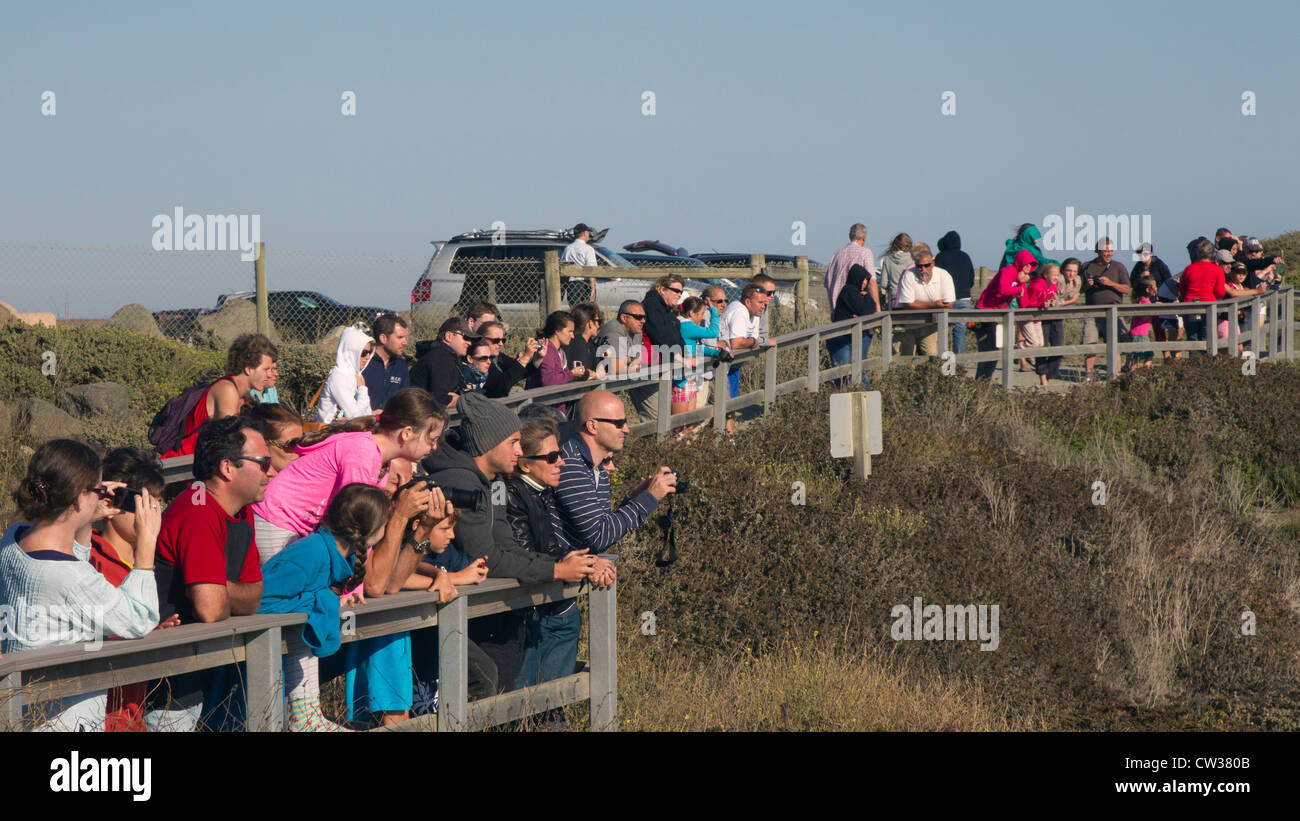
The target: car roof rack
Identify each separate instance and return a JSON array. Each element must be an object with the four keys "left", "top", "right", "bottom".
[{"left": 446, "top": 227, "right": 608, "bottom": 244}]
